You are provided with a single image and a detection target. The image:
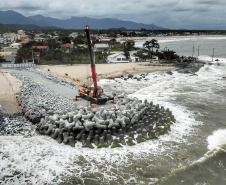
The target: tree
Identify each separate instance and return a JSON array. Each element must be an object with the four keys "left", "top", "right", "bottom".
[
  {"left": 72, "top": 46, "right": 88, "bottom": 62},
  {"left": 134, "top": 49, "right": 148, "bottom": 61},
  {"left": 45, "top": 39, "right": 61, "bottom": 49},
  {"left": 143, "top": 39, "right": 160, "bottom": 61},
  {"left": 123, "top": 47, "right": 130, "bottom": 59},
  {"left": 15, "top": 48, "right": 32, "bottom": 63},
  {"left": 73, "top": 35, "right": 85, "bottom": 45},
  {"left": 58, "top": 33, "right": 71, "bottom": 44},
  {"left": 156, "top": 50, "right": 179, "bottom": 60},
  {"left": 0, "top": 55, "right": 3, "bottom": 63}
]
